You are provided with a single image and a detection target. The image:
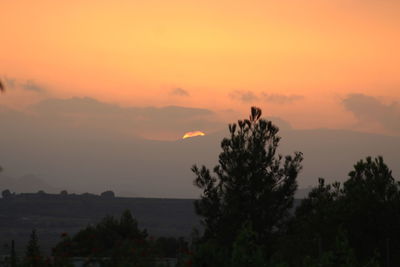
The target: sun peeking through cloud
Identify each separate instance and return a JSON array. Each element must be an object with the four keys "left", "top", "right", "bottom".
[{"left": 182, "top": 131, "right": 205, "bottom": 139}]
